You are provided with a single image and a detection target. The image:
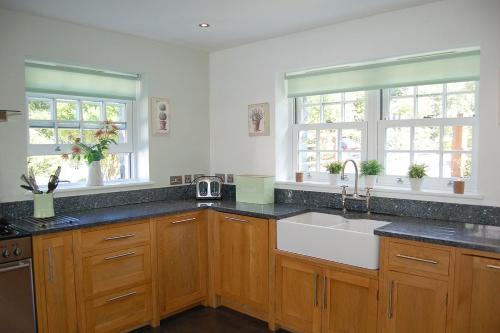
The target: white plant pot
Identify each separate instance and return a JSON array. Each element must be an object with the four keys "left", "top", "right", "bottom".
[
  {"left": 328, "top": 173, "right": 339, "bottom": 185},
  {"left": 364, "top": 175, "right": 377, "bottom": 188},
  {"left": 409, "top": 178, "right": 423, "bottom": 191},
  {"left": 87, "top": 160, "right": 104, "bottom": 186}
]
